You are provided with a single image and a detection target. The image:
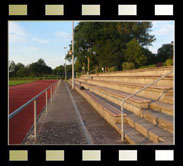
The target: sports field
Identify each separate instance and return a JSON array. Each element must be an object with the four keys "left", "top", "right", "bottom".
[
  {"left": 9, "top": 80, "right": 36, "bottom": 86},
  {"left": 9, "top": 80, "right": 57, "bottom": 144}
]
